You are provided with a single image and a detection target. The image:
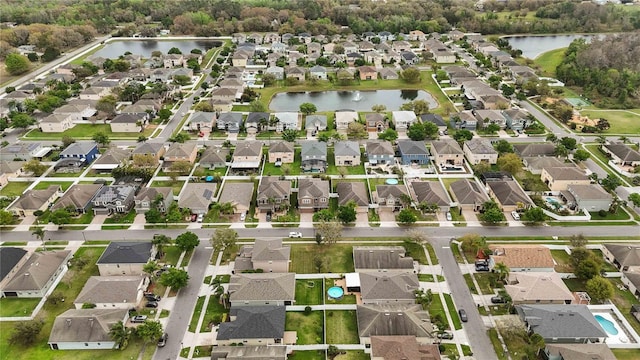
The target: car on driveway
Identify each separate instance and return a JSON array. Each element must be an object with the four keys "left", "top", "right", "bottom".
[
  {"left": 437, "top": 331, "right": 454, "bottom": 339},
  {"left": 157, "top": 332, "right": 168, "bottom": 347},
  {"left": 458, "top": 309, "right": 468, "bottom": 322},
  {"left": 145, "top": 301, "right": 158, "bottom": 308},
  {"left": 145, "top": 294, "right": 161, "bottom": 302},
  {"left": 131, "top": 315, "right": 147, "bottom": 323},
  {"left": 511, "top": 211, "right": 520, "bottom": 221},
  {"left": 288, "top": 231, "right": 302, "bottom": 238},
  {"left": 445, "top": 212, "right": 452, "bottom": 221},
  {"left": 491, "top": 296, "right": 507, "bottom": 304}
]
